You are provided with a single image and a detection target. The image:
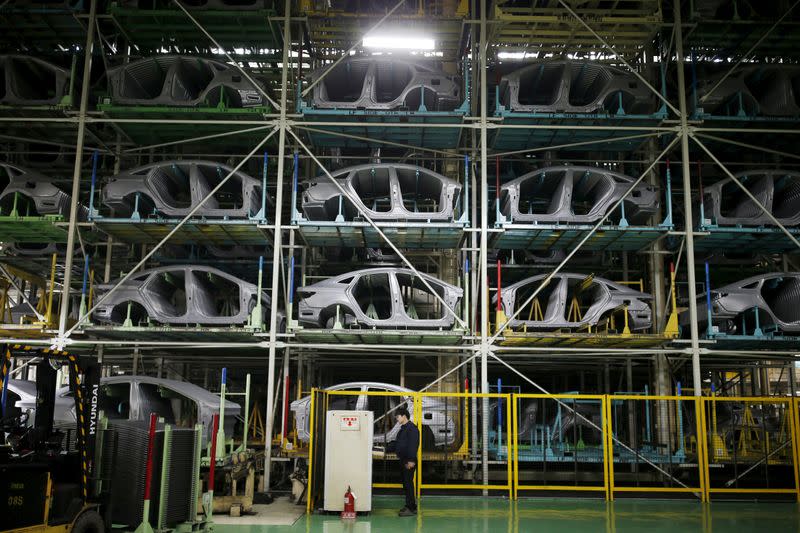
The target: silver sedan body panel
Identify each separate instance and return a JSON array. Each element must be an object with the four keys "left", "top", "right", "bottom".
[
  {"left": 307, "top": 57, "right": 462, "bottom": 111},
  {"left": 496, "top": 273, "right": 653, "bottom": 332},
  {"left": 290, "top": 381, "right": 456, "bottom": 448},
  {"left": 0, "top": 163, "right": 87, "bottom": 220},
  {"left": 106, "top": 56, "right": 265, "bottom": 108},
  {"left": 7, "top": 376, "right": 240, "bottom": 447},
  {"left": 92, "top": 265, "right": 273, "bottom": 326},
  {"left": 499, "top": 165, "right": 659, "bottom": 225},
  {"left": 0, "top": 55, "right": 70, "bottom": 106},
  {"left": 702, "top": 170, "right": 800, "bottom": 227},
  {"left": 297, "top": 268, "right": 462, "bottom": 329},
  {"left": 102, "top": 160, "right": 265, "bottom": 219},
  {"left": 301, "top": 163, "right": 462, "bottom": 222},
  {"left": 695, "top": 65, "right": 800, "bottom": 117},
  {"left": 681, "top": 272, "right": 800, "bottom": 334},
  {"left": 498, "top": 60, "right": 653, "bottom": 115}
]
